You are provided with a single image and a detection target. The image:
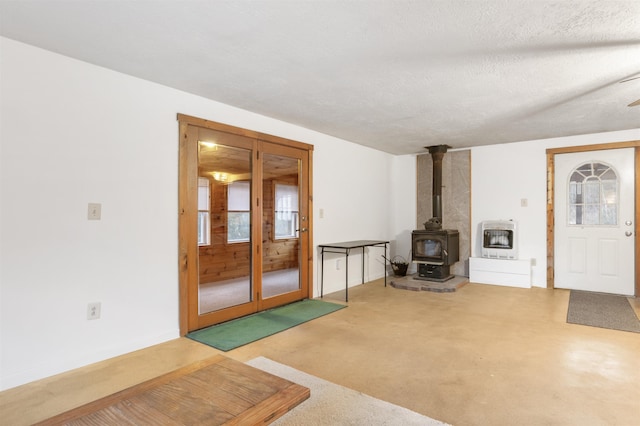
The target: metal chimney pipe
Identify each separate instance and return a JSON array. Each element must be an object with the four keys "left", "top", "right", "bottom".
[{"left": 426, "top": 145, "right": 451, "bottom": 222}]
